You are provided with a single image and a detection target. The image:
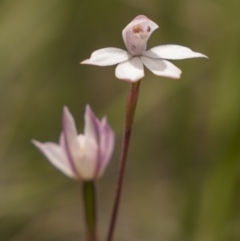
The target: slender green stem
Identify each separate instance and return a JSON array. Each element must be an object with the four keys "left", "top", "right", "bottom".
[
  {"left": 107, "top": 80, "right": 141, "bottom": 241},
  {"left": 83, "top": 181, "right": 97, "bottom": 241}
]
